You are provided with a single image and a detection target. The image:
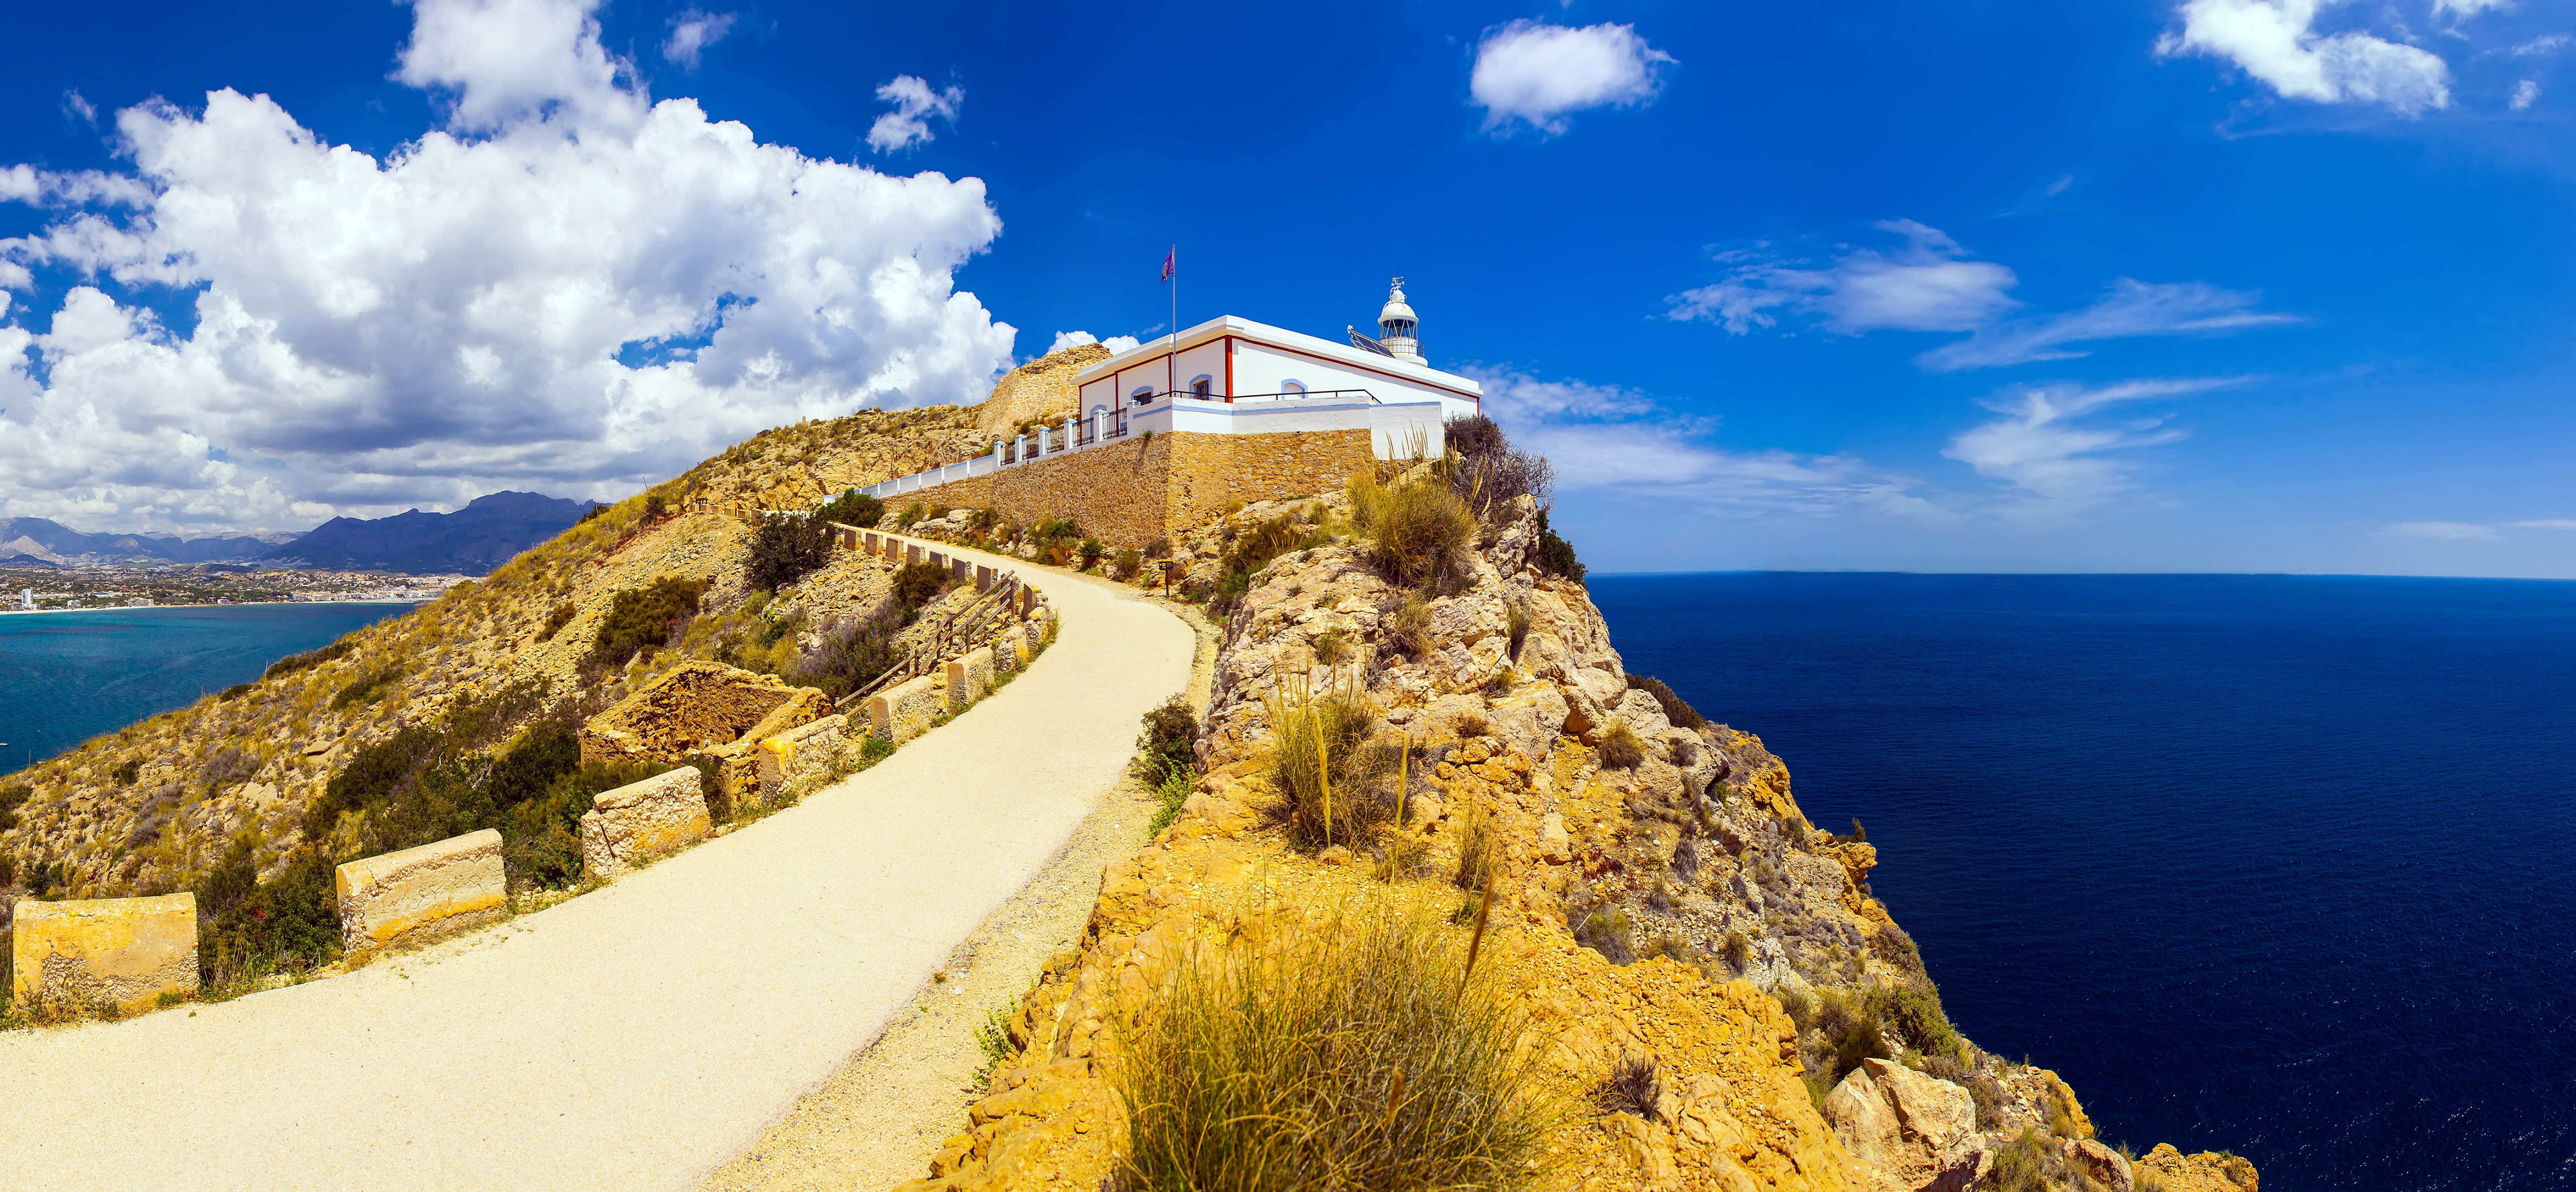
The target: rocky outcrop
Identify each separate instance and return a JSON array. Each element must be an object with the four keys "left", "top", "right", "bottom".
[
  {"left": 903, "top": 485, "right": 2253, "bottom": 1192},
  {"left": 1824, "top": 1059, "right": 1985, "bottom": 1191},
  {"left": 2137, "top": 1144, "right": 2259, "bottom": 1192},
  {"left": 973, "top": 343, "right": 1109, "bottom": 440}
]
